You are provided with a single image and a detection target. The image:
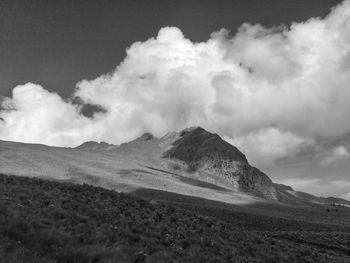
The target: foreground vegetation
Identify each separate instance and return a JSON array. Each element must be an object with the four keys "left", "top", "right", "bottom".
[
  {"left": 0, "top": 174, "right": 349, "bottom": 262},
  {"left": 133, "top": 188, "right": 350, "bottom": 232}
]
